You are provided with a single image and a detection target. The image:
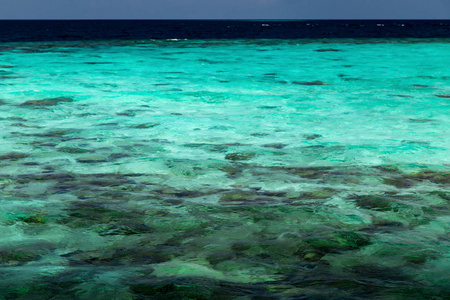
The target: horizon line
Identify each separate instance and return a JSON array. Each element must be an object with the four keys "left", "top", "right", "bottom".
[{"left": 1, "top": 18, "right": 449, "bottom": 21}]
